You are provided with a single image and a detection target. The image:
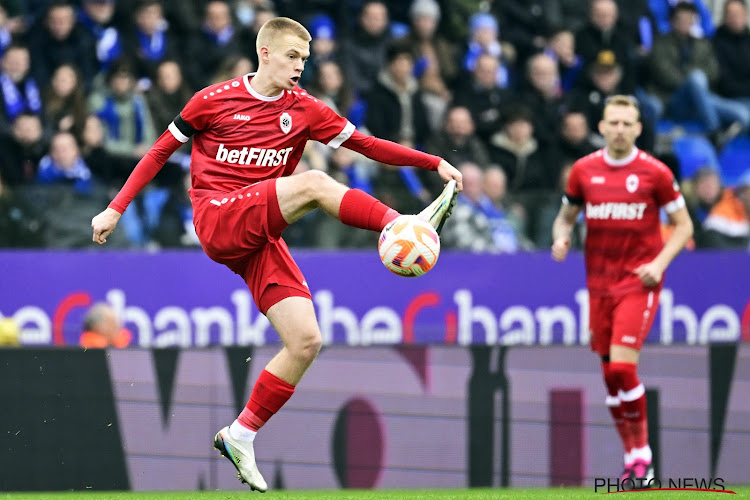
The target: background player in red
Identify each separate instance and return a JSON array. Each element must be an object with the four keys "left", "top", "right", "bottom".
[
  {"left": 90, "top": 17, "right": 462, "bottom": 491},
  {"left": 551, "top": 95, "right": 693, "bottom": 486}
]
